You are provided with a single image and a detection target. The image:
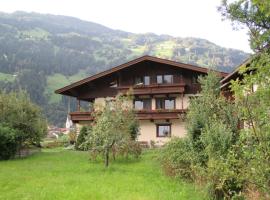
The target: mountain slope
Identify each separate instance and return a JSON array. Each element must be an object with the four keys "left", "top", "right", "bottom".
[{"left": 0, "top": 11, "right": 249, "bottom": 126}]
